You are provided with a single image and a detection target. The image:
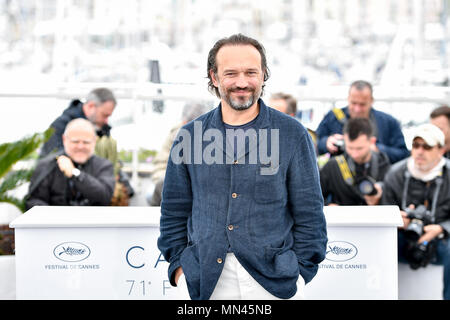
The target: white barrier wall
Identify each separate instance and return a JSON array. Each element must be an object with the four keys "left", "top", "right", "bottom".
[
  {"left": 0, "top": 203, "right": 21, "bottom": 300},
  {"left": 10, "top": 205, "right": 402, "bottom": 300},
  {"left": 0, "top": 256, "right": 15, "bottom": 299},
  {"left": 305, "top": 205, "right": 403, "bottom": 299},
  {"left": 398, "top": 263, "right": 443, "bottom": 300},
  {"left": 11, "top": 206, "right": 182, "bottom": 300}
]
